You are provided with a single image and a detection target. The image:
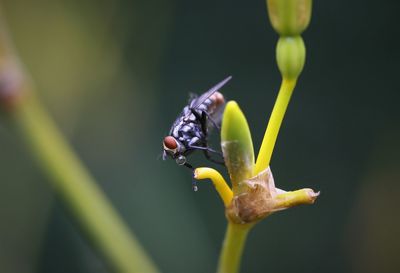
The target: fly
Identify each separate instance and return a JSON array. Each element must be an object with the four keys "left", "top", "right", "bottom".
[{"left": 162, "top": 76, "right": 232, "bottom": 174}]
